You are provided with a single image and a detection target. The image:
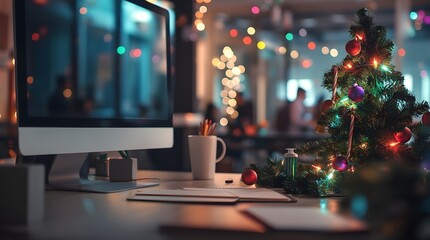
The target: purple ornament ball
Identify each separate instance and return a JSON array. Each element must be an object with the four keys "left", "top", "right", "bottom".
[
  {"left": 333, "top": 156, "right": 348, "bottom": 171},
  {"left": 348, "top": 84, "right": 365, "bottom": 102}
]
